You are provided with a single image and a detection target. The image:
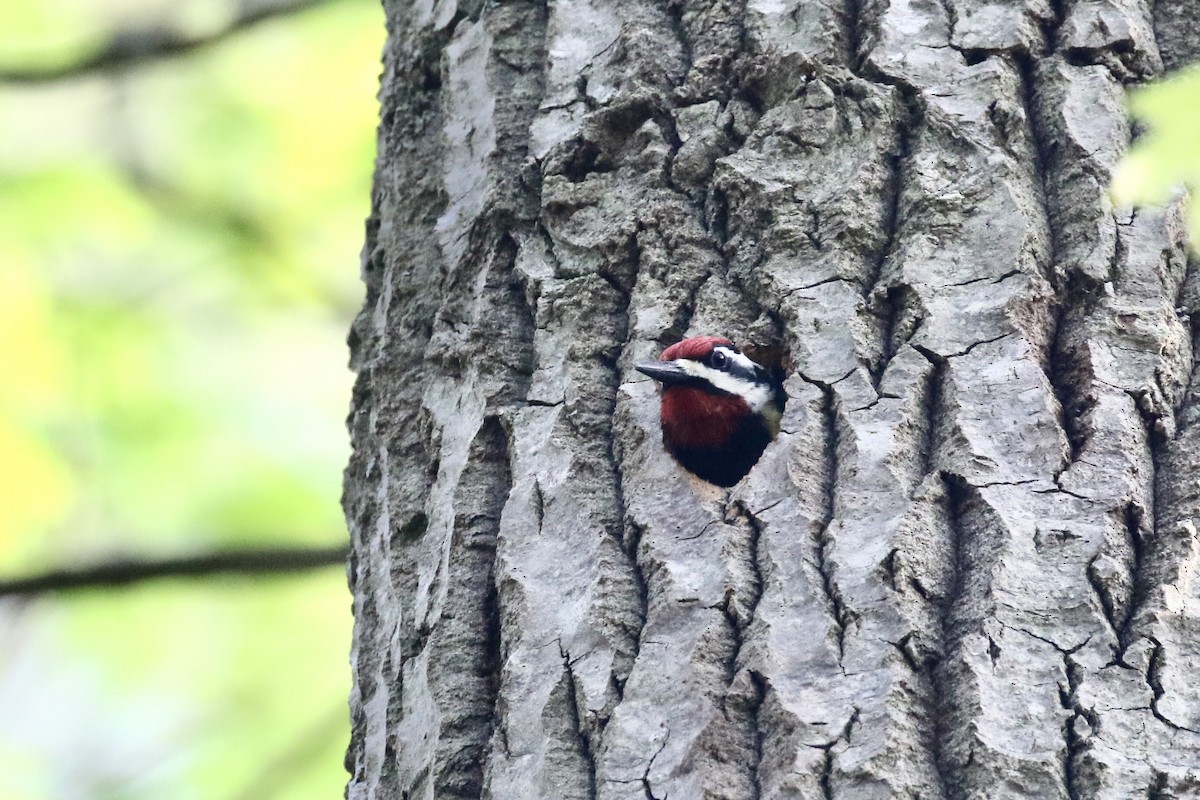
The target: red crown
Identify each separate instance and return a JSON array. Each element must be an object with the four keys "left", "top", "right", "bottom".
[{"left": 660, "top": 336, "right": 735, "bottom": 361}]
